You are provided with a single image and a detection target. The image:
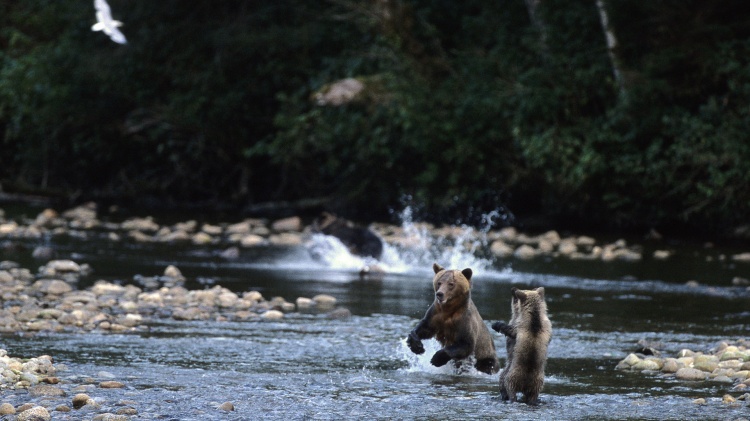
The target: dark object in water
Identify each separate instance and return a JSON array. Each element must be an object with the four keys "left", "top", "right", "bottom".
[{"left": 312, "top": 212, "right": 383, "bottom": 260}]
